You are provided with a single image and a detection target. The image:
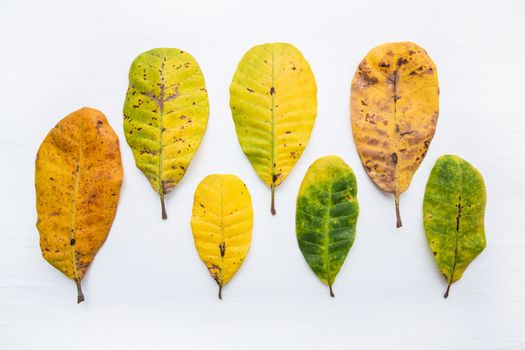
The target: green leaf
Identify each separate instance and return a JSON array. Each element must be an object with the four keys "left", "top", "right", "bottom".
[
  {"left": 296, "top": 156, "right": 359, "bottom": 297},
  {"left": 230, "top": 43, "right": 317, "bottom": 215},
  {"left": 423, "top": 155, "right": 487, "bottom": 298},
  {"left": 123, "top": 48, "right": 209, "bottom": 219}
]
